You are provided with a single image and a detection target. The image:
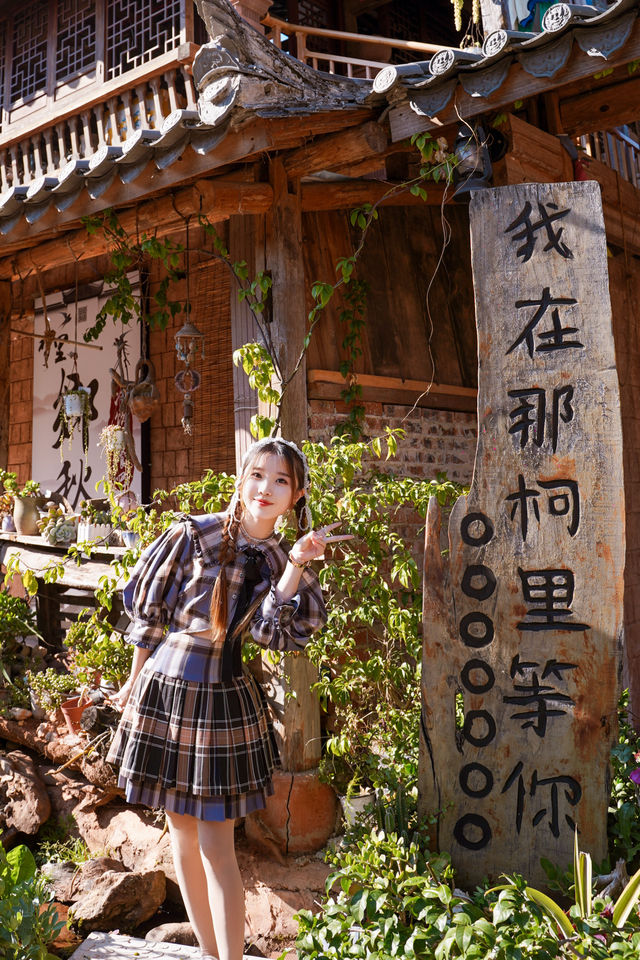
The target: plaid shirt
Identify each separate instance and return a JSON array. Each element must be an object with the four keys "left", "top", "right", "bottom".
[{"left": 123, "top": 513, "right": 327, "bottom": 654}]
